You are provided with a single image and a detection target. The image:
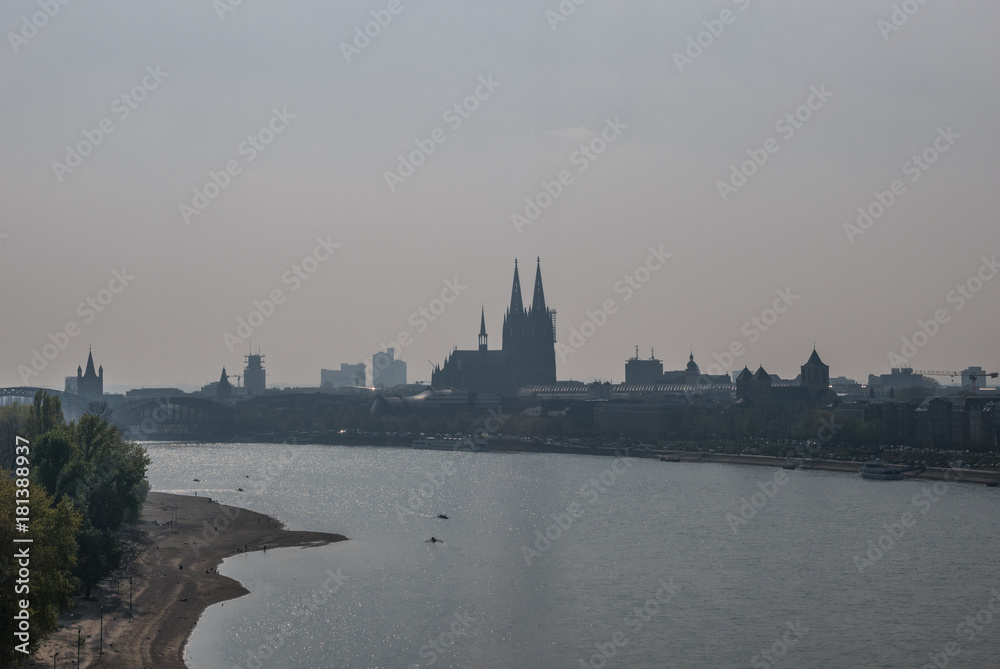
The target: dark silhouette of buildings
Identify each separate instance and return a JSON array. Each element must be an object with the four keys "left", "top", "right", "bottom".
[
  {"left": 72, "top": 348, "right": 104, "bottom": 400},
  {"left": 735, "top": 347, "right": 836, "bottom": 409},
  {"left": 624, "top": 348, "right": 730, "bottom": 386},
  {"left": 432, "top": 259, "right": 556, "bottom": 396}
]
